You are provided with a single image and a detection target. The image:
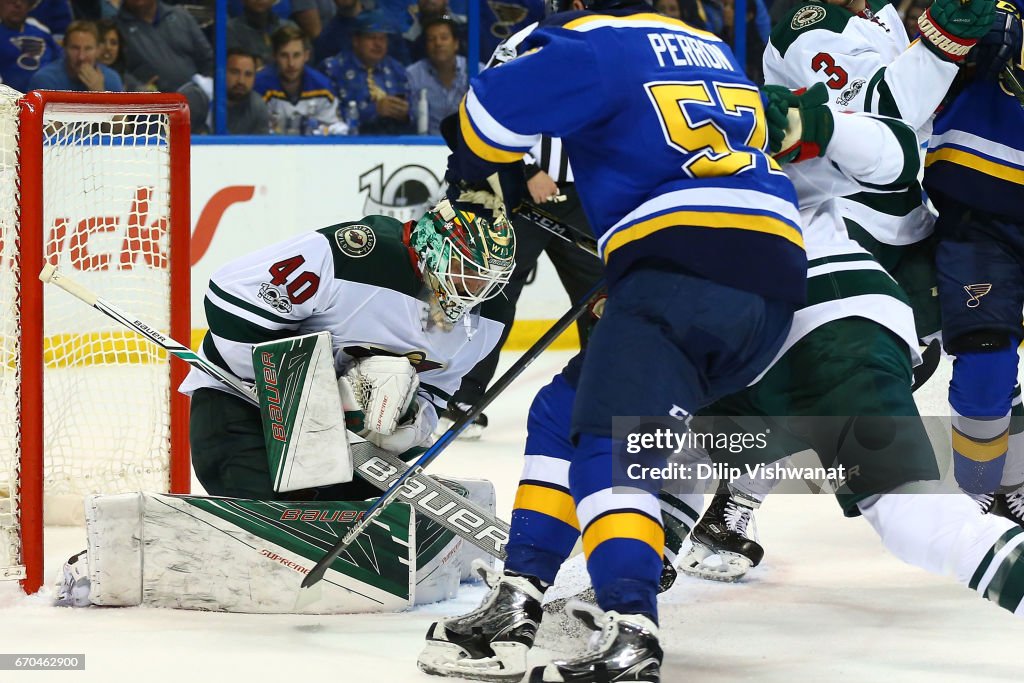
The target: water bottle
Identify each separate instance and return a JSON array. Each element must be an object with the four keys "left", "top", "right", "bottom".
[
  {"left": 345, "top": 101, "right": 360, "bottom": 136},
  {"left": 285, "top": 112, "right": 302, "bottom": 136},
  {"left": 416, "top": 88, "right": 429, "bottom": 135}
]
